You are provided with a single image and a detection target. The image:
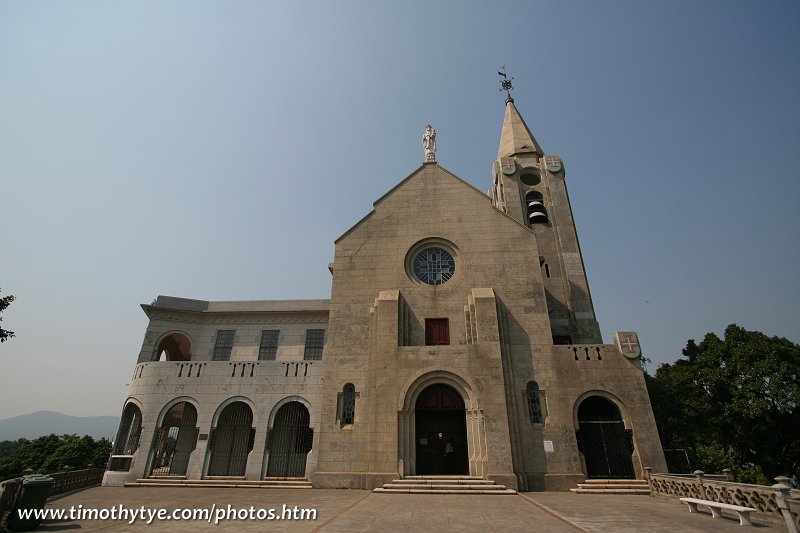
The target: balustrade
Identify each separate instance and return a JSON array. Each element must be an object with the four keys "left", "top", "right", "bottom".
[{"left": 646, "top": 468, "right": 799, "bottom": 531}]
